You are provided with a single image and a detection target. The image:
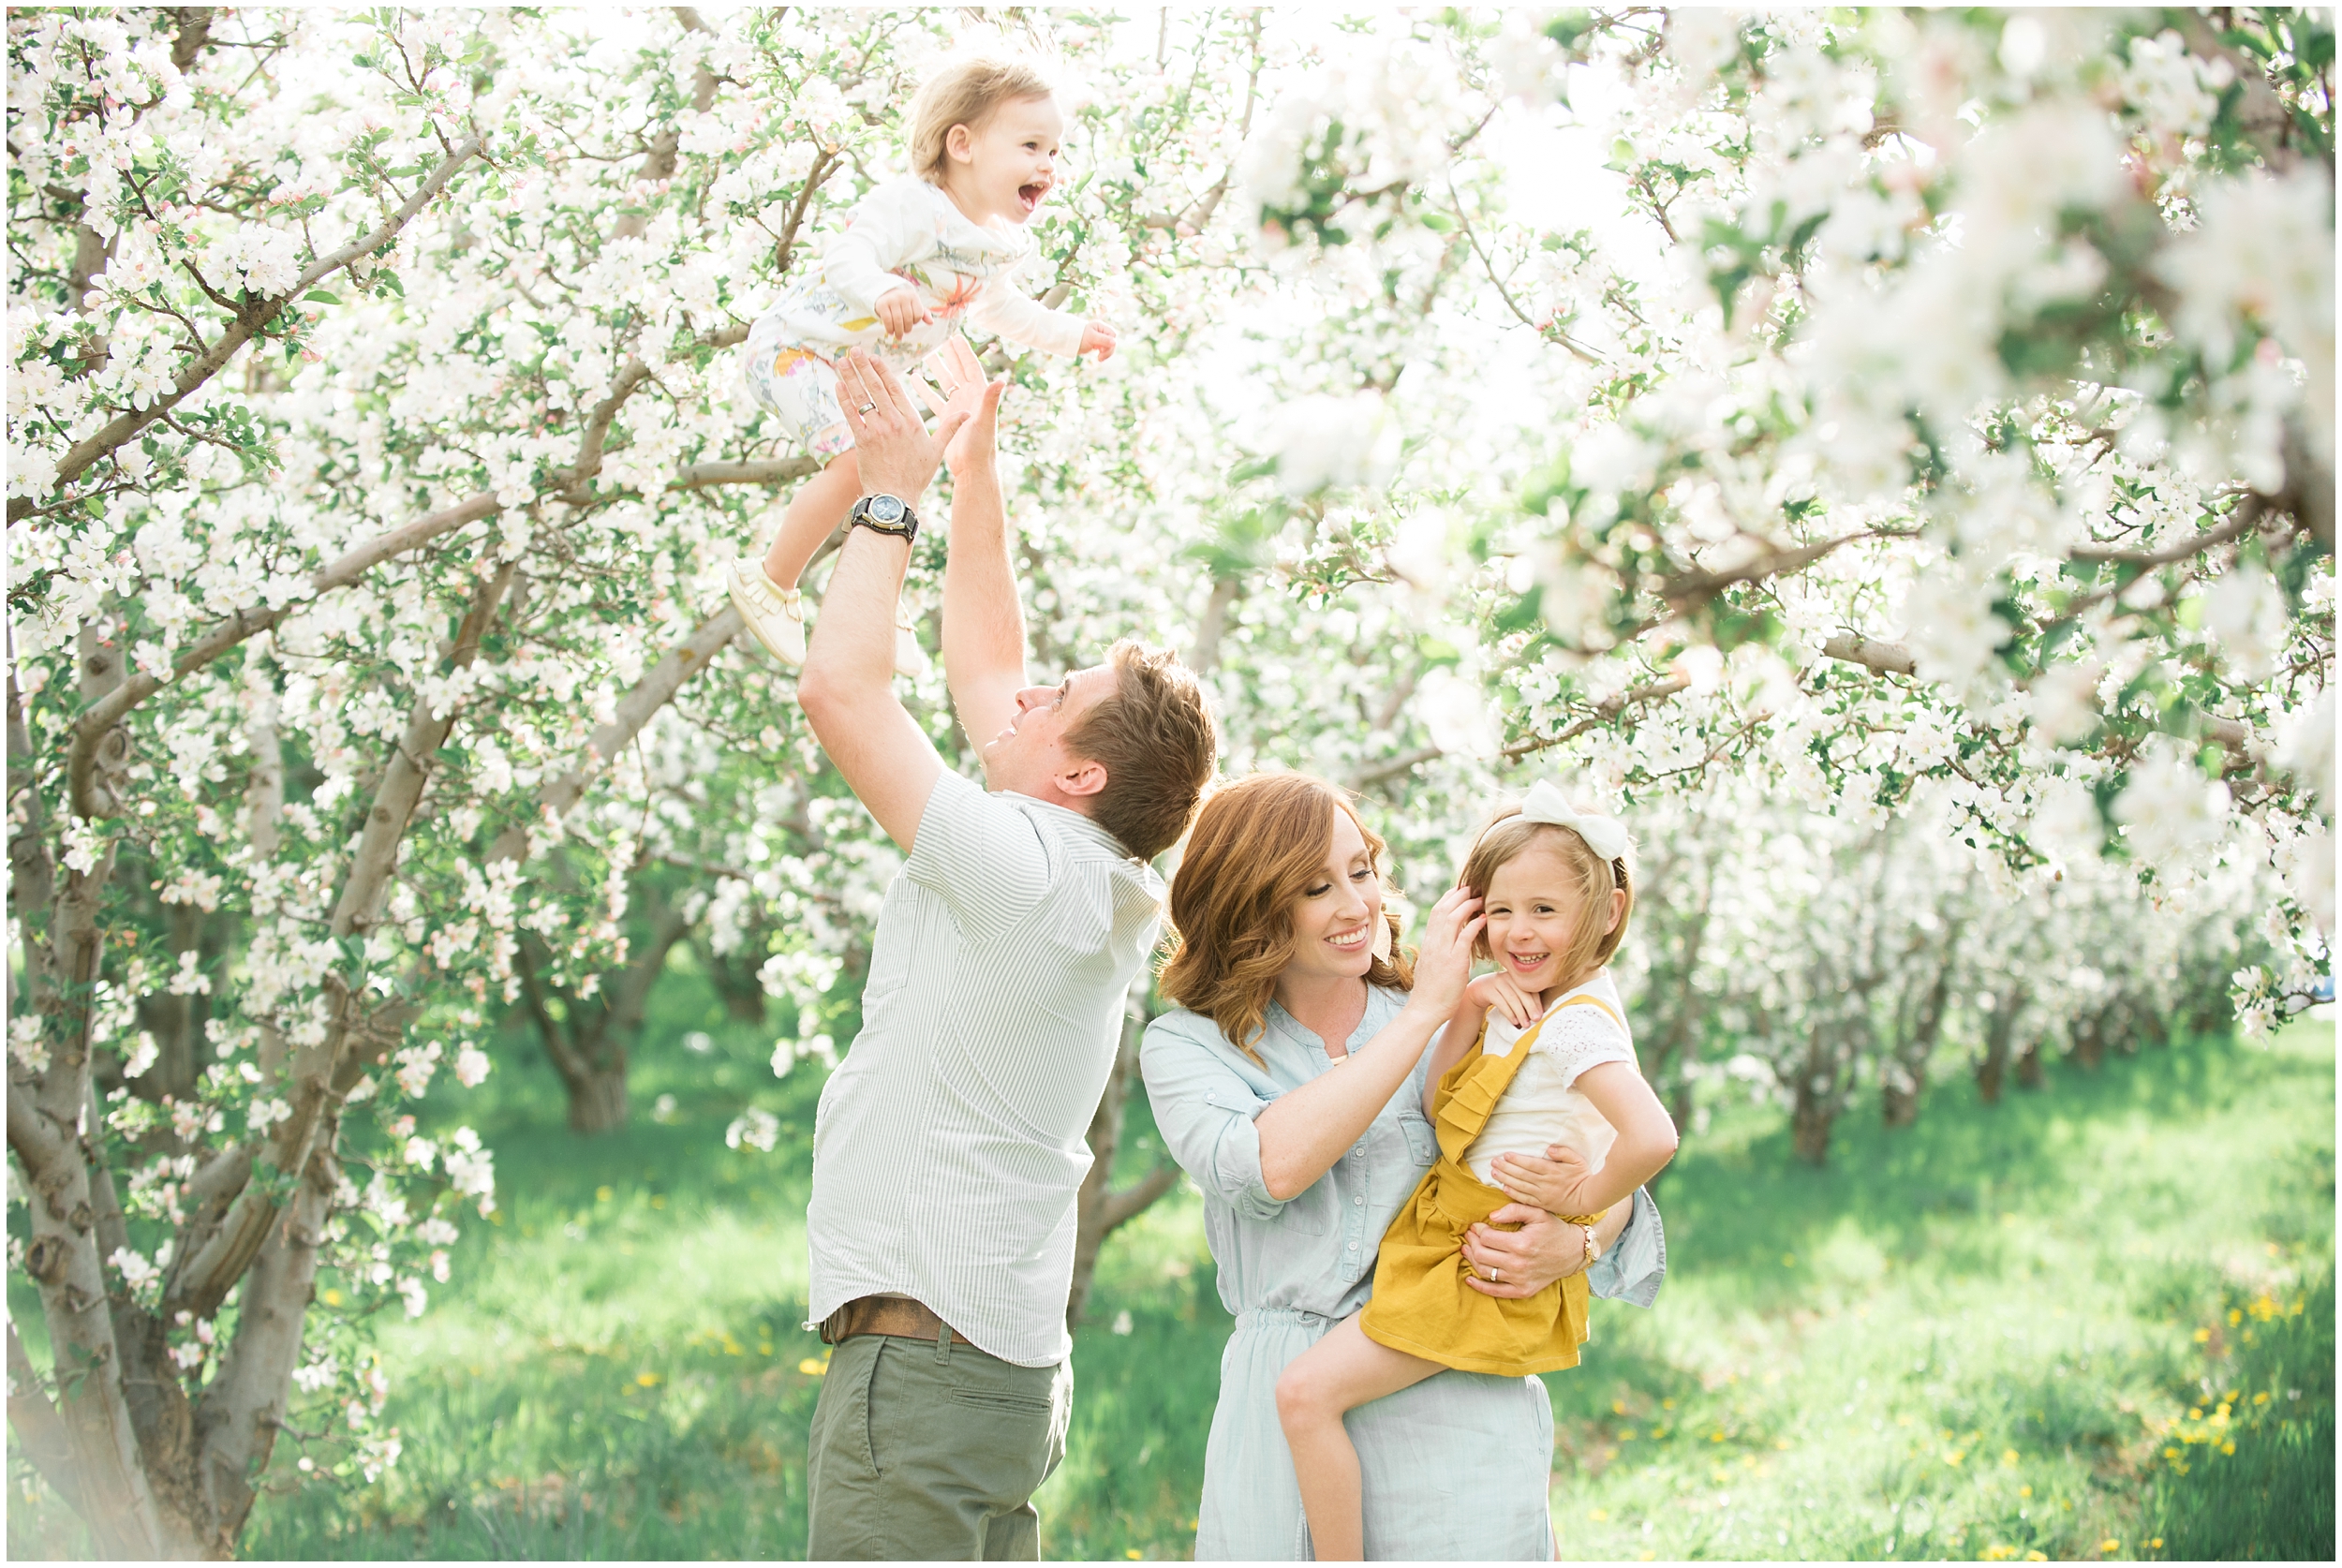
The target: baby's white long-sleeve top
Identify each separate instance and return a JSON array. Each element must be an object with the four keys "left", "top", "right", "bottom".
[{"left": 808, "top": 176, "right": 1086, "bottom": 360}]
